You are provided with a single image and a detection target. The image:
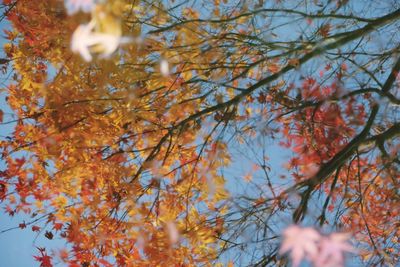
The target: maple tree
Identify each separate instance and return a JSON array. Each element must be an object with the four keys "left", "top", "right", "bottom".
[{"left": 0, "top": 0, "right": 399, "bottom": 266}]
